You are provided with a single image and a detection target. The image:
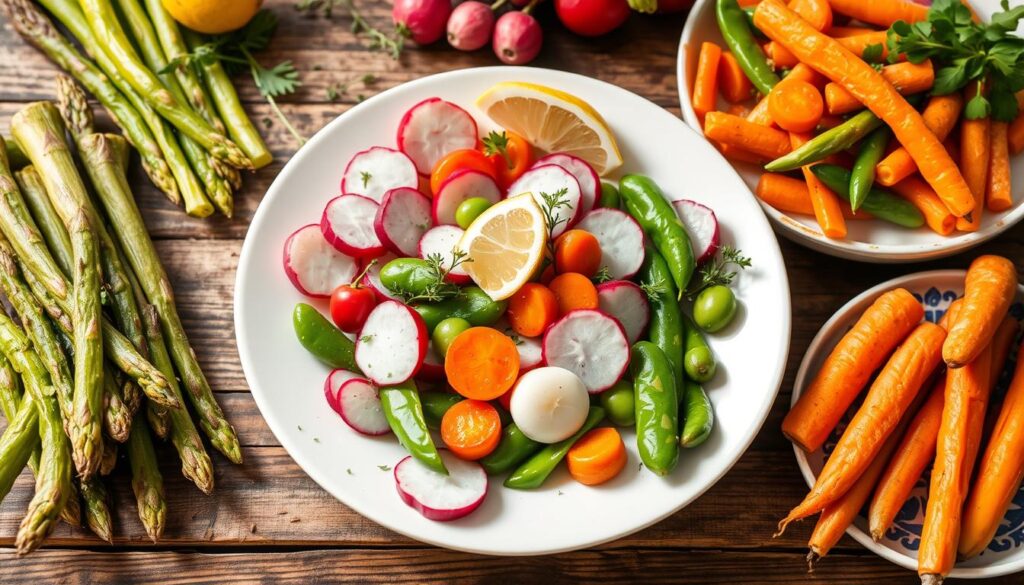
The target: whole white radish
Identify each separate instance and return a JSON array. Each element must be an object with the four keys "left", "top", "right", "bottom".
[
  {"left": 542, "top": 310, "right": 630, "bottom": 394},
  {"left": 576, "top": 208, "right": 645, "bottom": 279},
  {"left": 597, "top": 281, "right": 651, "bottom": 344},
  {"left": 355, "top": 300, "right": 428, "bottom": 385},
  {"left": 321, "top": 194, "right": 387, "bottom": 258},
  {"left": 510, "top": 366, "right": 590, "bottom": 443},
  {"left": 341, "top": 147, "right": 418, "bottom": 203},
  {"left": 283, "top": 224, "right": 359, "bottom": 298},
  {"left": 375, "top": 187, "right": 433, "bottom": 257},
  {"left": 394, "top": 451, "right": 488, "bottom": 521},
  {"left": 397, "top": 98, "right": 478, "bottom": 174},
  {"left": 672, "top": 200, "right": 720, "bottom": 264}
]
